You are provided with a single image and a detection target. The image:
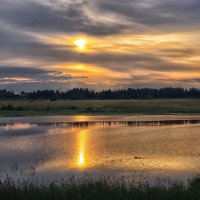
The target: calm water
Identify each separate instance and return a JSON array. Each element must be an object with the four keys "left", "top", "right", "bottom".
[{"left": 1, "top": 115, "right": 200, "bottom": 183}]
